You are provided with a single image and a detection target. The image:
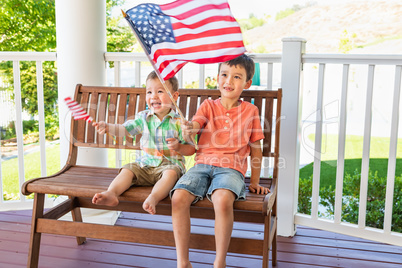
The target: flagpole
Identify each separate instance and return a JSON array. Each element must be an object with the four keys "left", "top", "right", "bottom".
[{"left": 122, "top": 10, "right": 198, "bottom": 149}]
